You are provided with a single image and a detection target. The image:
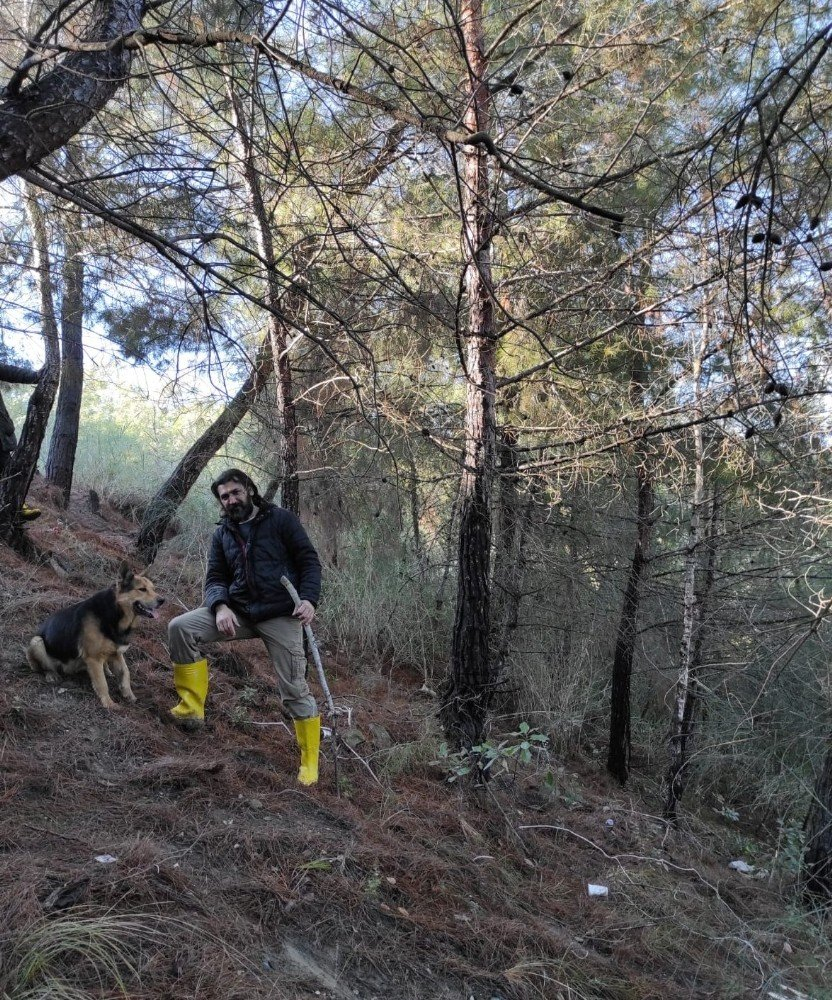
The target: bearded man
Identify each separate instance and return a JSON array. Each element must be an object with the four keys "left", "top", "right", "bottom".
[{"left": 167, "top": 468, "right": 323, "bottom": 785}]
